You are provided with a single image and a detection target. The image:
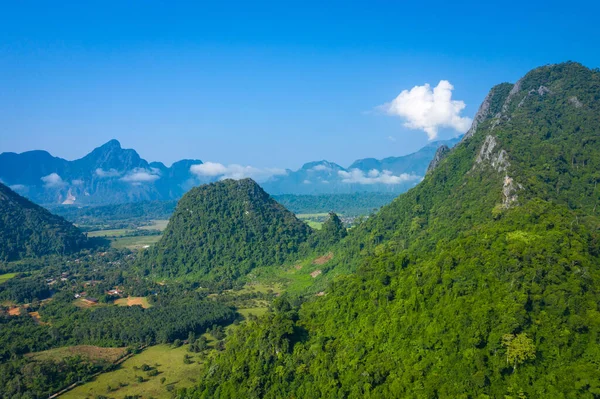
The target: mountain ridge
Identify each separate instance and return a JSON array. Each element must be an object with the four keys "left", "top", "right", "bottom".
[
  {"left": 0, "top": 182, "right": 89, "bottom": 261},
  {"left": 187, "top": 61, "right": 600, "bottom": 398},
  {"left": 1, "top": 137, "right": 462, "bottom": 204}
]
